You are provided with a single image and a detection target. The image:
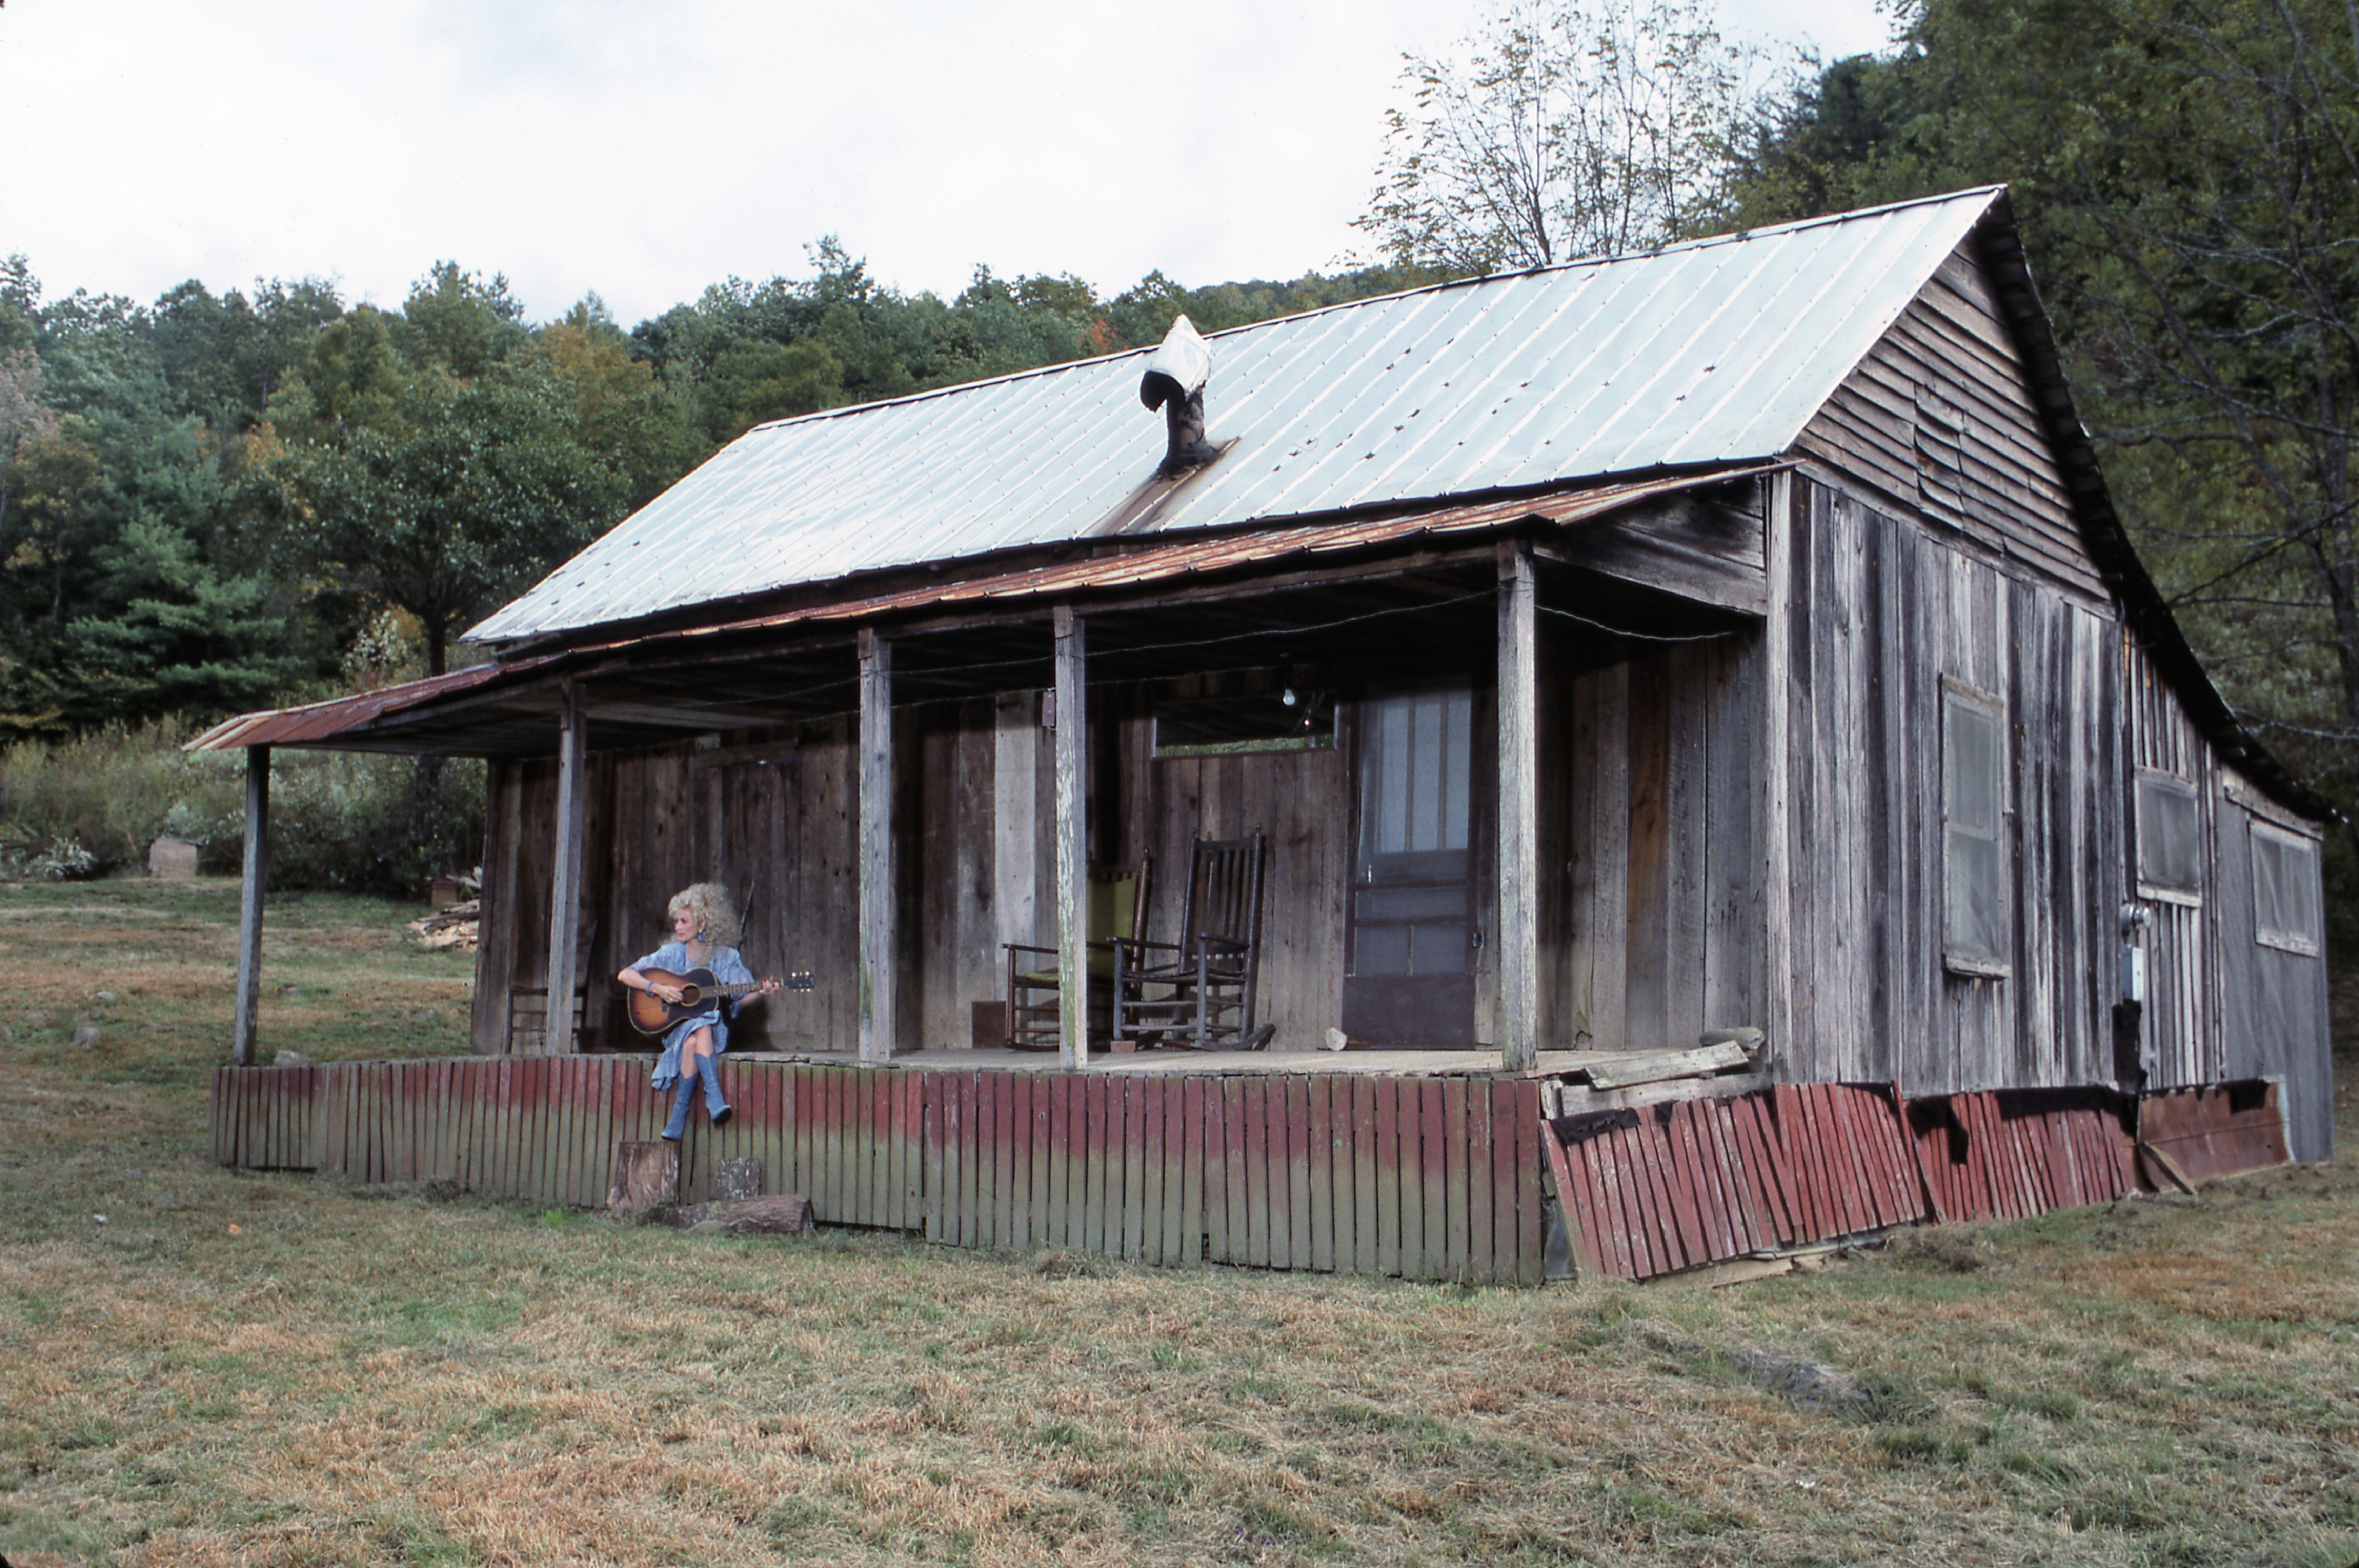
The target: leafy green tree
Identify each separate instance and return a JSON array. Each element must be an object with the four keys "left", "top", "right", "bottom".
[
  {"left": 699, "top": 338, "right": 844, "bottom": 443},
  {"left": 60, "top": 515, "right": 310, "bottom": 716},
  {"left": 271, "top": 359, "right": 628, "bottom": 675},
  {"left": 529, "top": 302, "right": 704, "bottom": 507},
  {"left": 0, "top": 346, "right": 60, "bottom": 543},
  {"left": 1724, "top": 0, "right": 2359, "bottom": 825},
  {"left": 397, "top": 261, "right": 529, "bottom": 378},
  {"left": 150, "top": 276, "right": 342, "bottom": 434}
]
